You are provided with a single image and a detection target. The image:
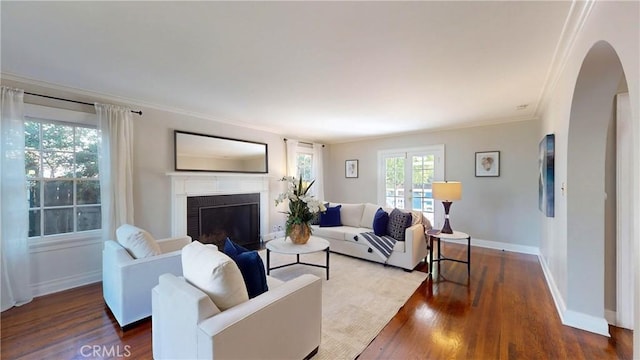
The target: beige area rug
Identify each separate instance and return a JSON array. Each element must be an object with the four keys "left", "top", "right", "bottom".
[{"left": 260, "top": 250, "right": 428, "bottom": 360}]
